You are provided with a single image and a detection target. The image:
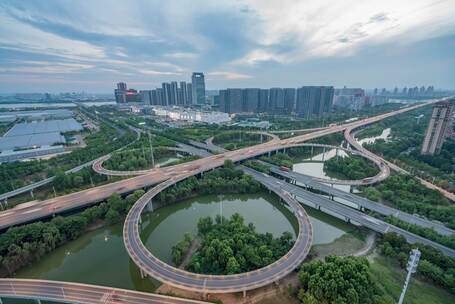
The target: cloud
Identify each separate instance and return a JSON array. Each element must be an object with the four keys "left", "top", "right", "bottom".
[
  {"left": 138, "top": 70, "right": 182, "bottom": 76},
  {"left": 234, "top": 0, "right": 455, "bottom": 64},
  {"left": 0, "top": 0, "right": 454, "bottom": 92},
  {"left": 207, "top": 71, "right": 253, "bottom": 80}
]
